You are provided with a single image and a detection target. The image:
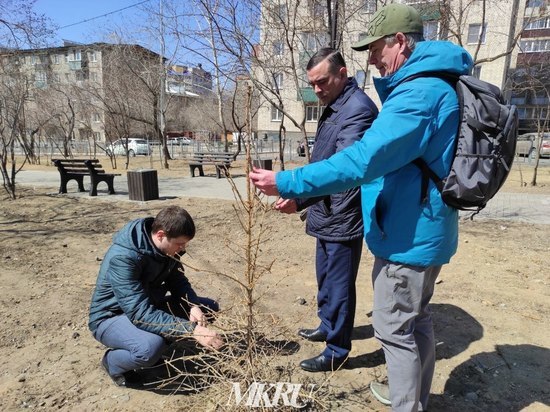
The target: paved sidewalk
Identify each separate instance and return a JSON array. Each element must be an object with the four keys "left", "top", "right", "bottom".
[
  {"left": 17, "top": 169, "right": 248, "bottom": 201},
  {"left": 15, "top": 169, "right": 550, "bottom": 224}
]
